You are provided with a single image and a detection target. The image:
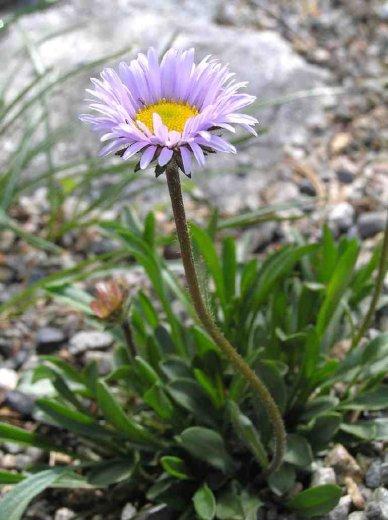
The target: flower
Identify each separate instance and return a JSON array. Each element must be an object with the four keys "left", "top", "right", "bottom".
[
  {"left": 80, "top": 48, "right": 257, "bottom": 177},
  {"left": 90, "top": 279, "right": 126, "bottom": 320}
]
